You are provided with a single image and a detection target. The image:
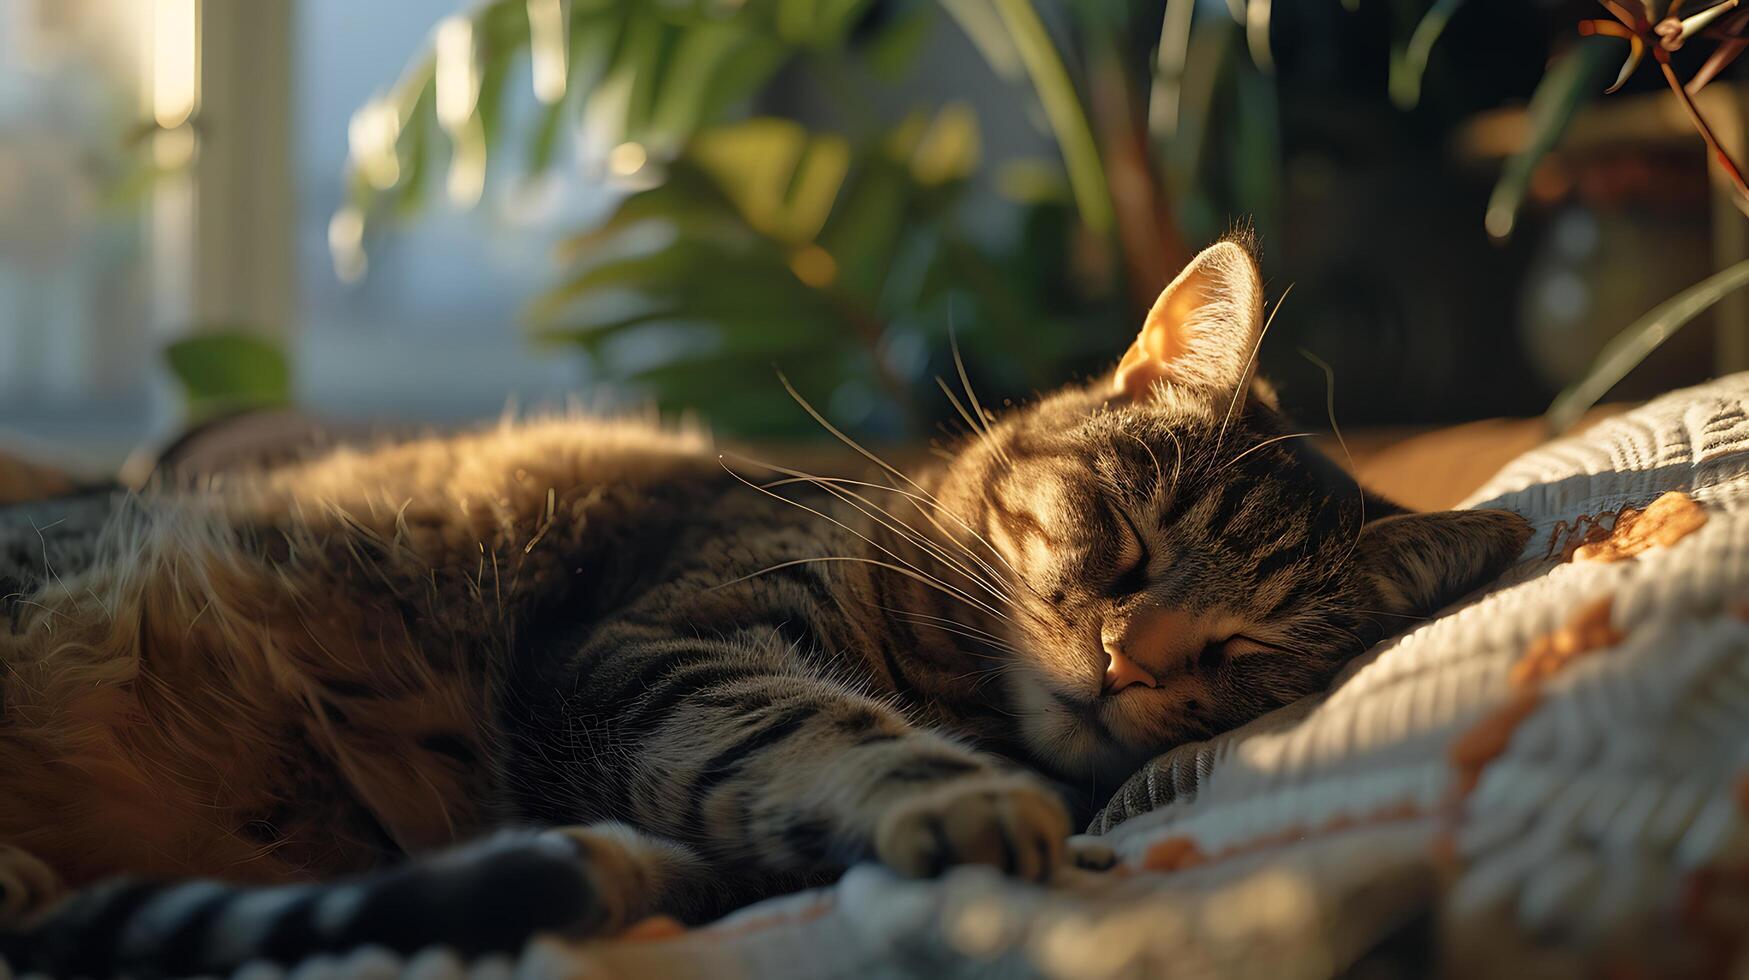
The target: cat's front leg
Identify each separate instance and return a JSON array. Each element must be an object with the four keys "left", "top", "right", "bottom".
[
  {"left": 605, "top": 650, "right": 1072, "bottom": 882},
  {"left": 795, "top": 710, "right": 1072, "bottom": 881}
]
